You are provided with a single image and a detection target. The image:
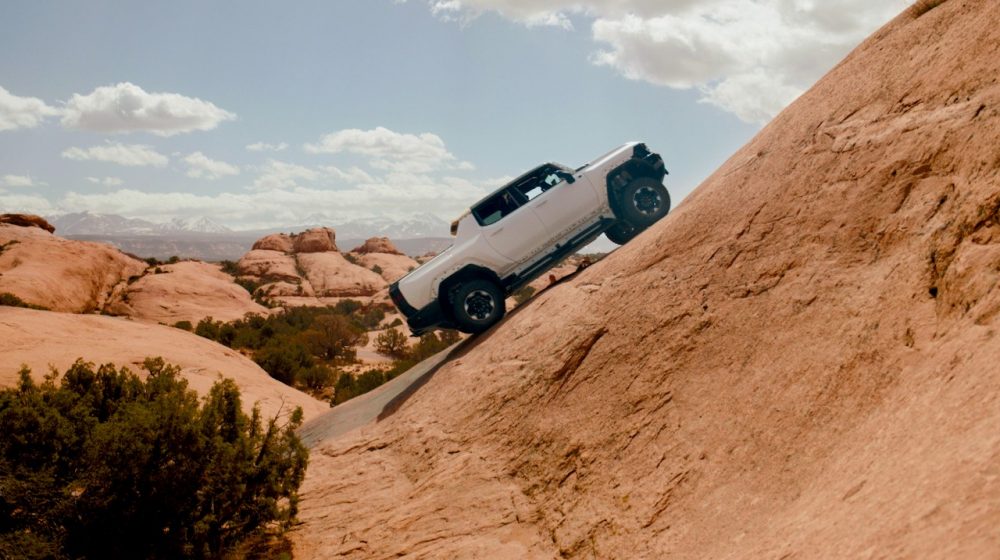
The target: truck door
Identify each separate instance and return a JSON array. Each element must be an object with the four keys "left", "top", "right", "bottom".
[
  {"left": 473, "top": 188, "right": 548, "bottom": 264},
  {"left": 525, "top": 167, "right": 600, "bottom": 243}
]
